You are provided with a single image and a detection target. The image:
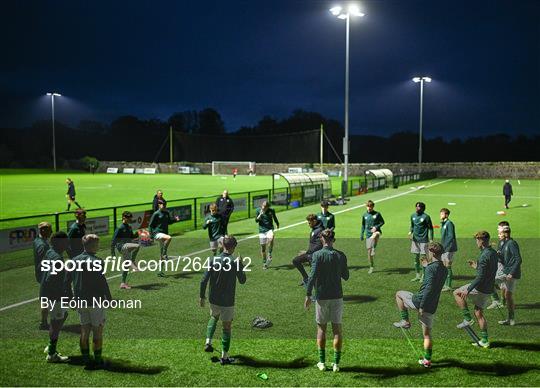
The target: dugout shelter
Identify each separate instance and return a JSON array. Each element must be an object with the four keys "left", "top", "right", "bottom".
[{"left": 272, "top": 172, "right": 331, "bottom": 207}]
